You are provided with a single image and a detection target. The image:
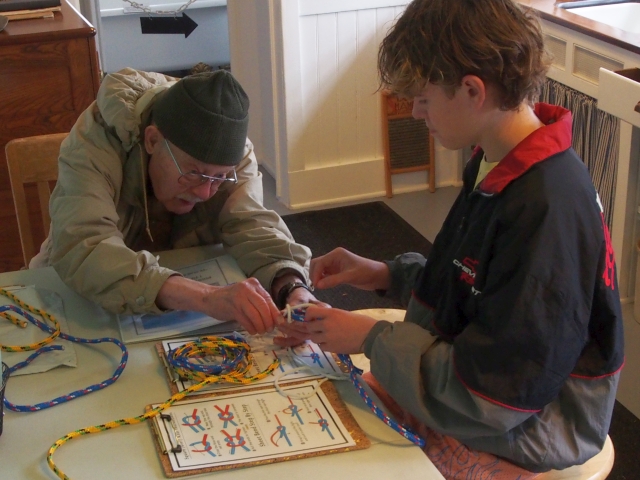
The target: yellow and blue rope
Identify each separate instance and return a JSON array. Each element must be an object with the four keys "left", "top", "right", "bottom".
[
  {"left": 0, "top": 287, "right": 279, "bottom": 480},
  {"left": 46, "top": 335, "right": 279, "bottom": 480},
  {"left": 3, "top": 289, "right": 424, "bottom": 474},
  {"left": 0, "top": 288, "right": 128, "bottom": 412}
]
